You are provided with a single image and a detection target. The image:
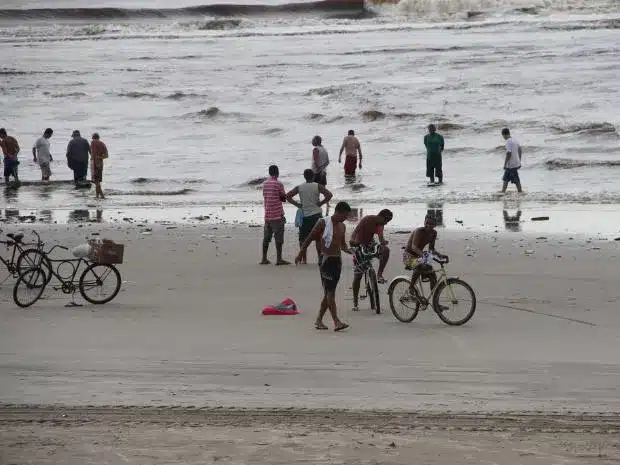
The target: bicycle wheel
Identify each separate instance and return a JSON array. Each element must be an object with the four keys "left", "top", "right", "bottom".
[
  {"left": 13, "top": 268, "right": 47, "bottom": 308},
  {"left": 368, "top": 267, "right": 381, "bottom": 314},
  {"left": 365, "top": 273, "right": 375, "bottom": 312},
  {"left": 79, "top": 263, "right": 121, "bottom": 304},
  {"left": 433, "top": 278, "right": 477, "bottom": 326},
  {"left": 17, "top": 248, "right": 52, "bottom": 284},
  {"left": 388, "top": 277, "right": 420, "bottom": 323}
]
